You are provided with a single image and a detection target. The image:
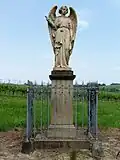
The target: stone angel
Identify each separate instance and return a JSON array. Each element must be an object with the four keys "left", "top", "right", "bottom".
[{"left": 45, "top": 5, "right": 77, "bottom": 70}]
